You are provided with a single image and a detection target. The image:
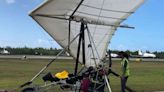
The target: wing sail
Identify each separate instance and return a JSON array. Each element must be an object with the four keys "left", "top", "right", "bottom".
[{"left": 30, "top": 0, "right": 144, "bottom": 67}]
